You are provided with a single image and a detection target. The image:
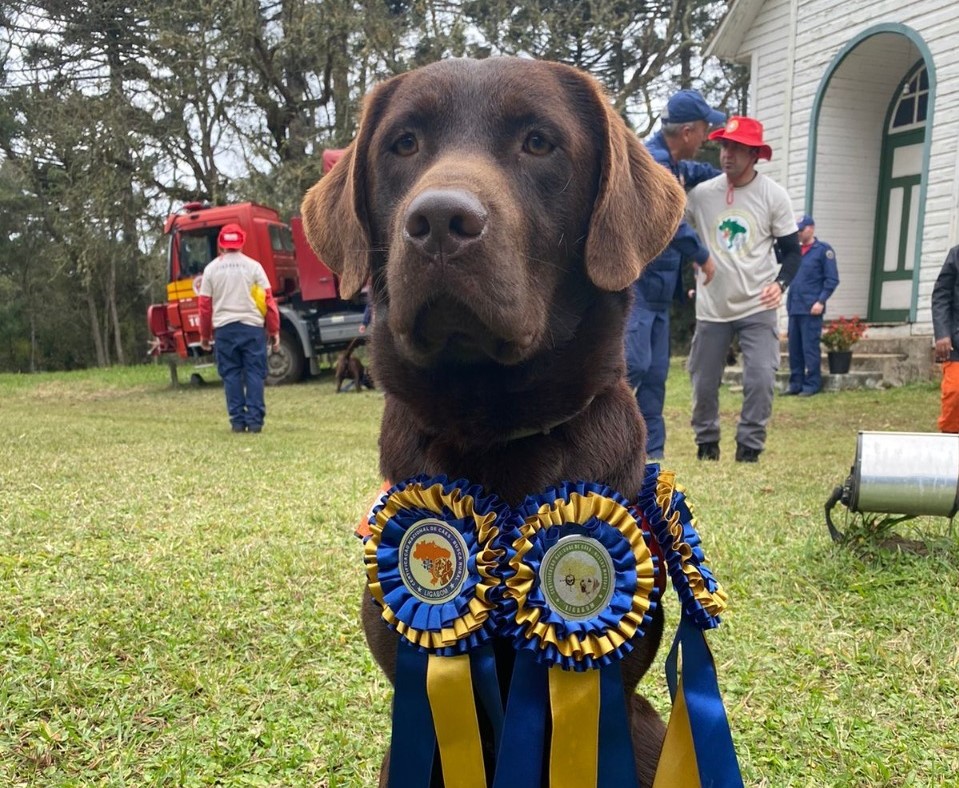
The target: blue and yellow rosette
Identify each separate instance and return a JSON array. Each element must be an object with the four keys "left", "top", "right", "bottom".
[
  {"left": 640, "top": 464, "right": 743, "bottom": 788},
  {"left": 494, "top": 481, "right": 660, "bottom": 788},
  {"left": 365, "top": 476, "right": 508, "bottom": 788}
]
